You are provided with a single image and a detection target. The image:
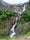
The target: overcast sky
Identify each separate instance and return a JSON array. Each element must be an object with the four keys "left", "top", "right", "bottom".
[{"left": 3, "top": 0, "right": 29, "bottom": 5}]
